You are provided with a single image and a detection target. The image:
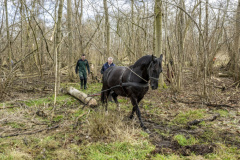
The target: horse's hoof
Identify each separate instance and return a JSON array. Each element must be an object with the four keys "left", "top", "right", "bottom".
[{"left": 105, "top": 111, "right": 108, "bottom": 115}]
